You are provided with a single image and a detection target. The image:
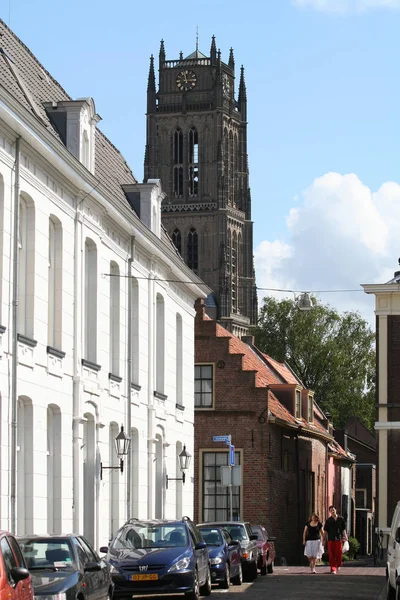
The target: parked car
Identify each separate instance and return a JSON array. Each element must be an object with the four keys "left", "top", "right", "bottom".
[
  {"left": 0, "top": 530, "right": 32, "bottom": 600},
  {"left": 100, "top": 517, "right": 211, "bottom": 600},
  {"left": 251, "top": 524, "right": 276, "bottom": 575},
  {"left": 18, "top": 535, "right": 112, "bottom": 600},
  {"left": 197, "top": 525, "right": 242, "bottom": 588},
  {"left": 386, "top": 500, "right": 400, "bottom": 599},
  {"left": 198, "top": 521, "right": 258, "bottom": 581}
]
